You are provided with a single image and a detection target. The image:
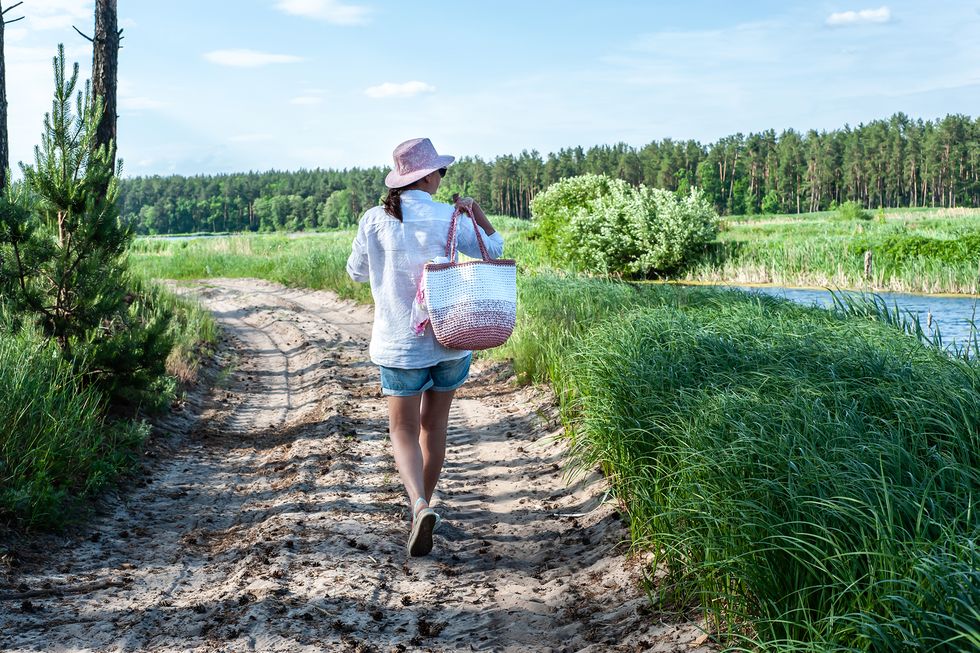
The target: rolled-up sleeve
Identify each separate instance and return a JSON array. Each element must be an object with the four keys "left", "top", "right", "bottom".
[
  {"left": 457, "top": 219, "right": 505, "bottom": 260},
  {"left": 346, "top": 221, "right": 370, "bottom": 282}
]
